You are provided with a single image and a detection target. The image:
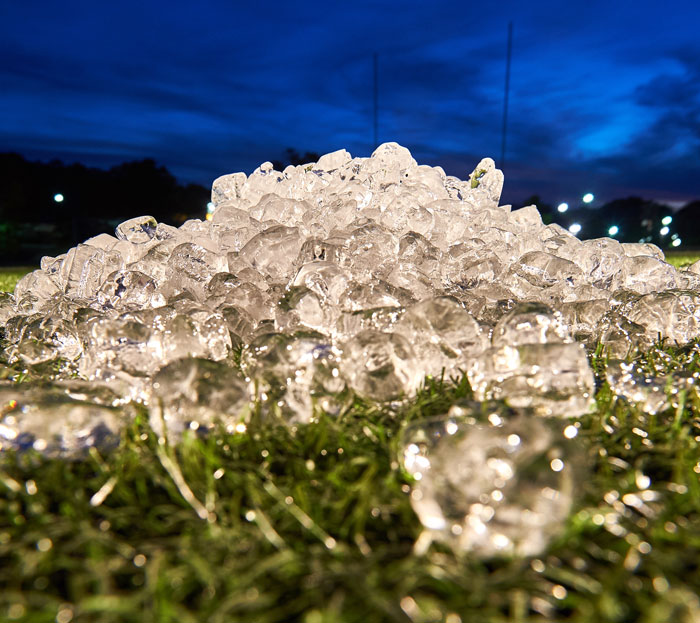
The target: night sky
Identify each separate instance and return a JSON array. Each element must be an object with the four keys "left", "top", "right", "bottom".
[{"left": 2, "top": 0, "right": 699, "bottom": 206}]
